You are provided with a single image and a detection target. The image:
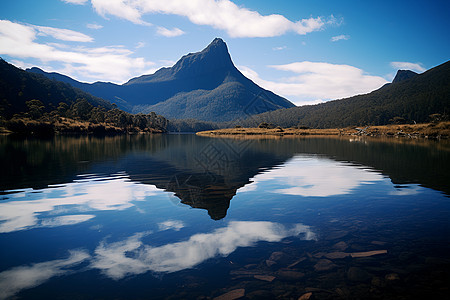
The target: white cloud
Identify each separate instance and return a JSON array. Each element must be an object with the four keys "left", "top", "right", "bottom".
[
  {"left": 0, "top": 251, "right": 89, "bottom": 300},
  {"left": 0, "top": 176, "right": 162, "bottom": 233},
  {"left": 92, "top": 221, "right": 316, "bottom": 278},
  {"left": 247, "top": 155, "right": 384, "bottom": 197},
  {"left": 390, "top": 61, "right": 426, "bottom": 73},
  {"left": 61, "top": 0, "right": 88, "bottom": 4},
  {"left": 91, "top": 0, "right": 152, "bottom": 26},
  {"left": 135, "top": 41, "right": 146, "bottom": 48},
  {"left": 90, "top": 0, "right": 334, "bottom": 38},
  {"left": 158, "top": 220, "right": 185, "bottom": 231},
  {"left": 331, "top": 34, "right": 350, "bottom": 42},
  {"left": 156, "top": 26, "right": 185, "bottom": 37},
  {"left": 0, "top": 20, "right": 154, "bottom": 83},
  {"left": 273, "top": 46, "right": 287, "bottom": 51},
  {"left": 33, "top": 25, "right": 93, "bottom": 42},
  {"left": 86, "top": 23, "right": 103, "bottom": 30},
  {"left": 239, "top": 62, "right": 388, "bottom": 106}
]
